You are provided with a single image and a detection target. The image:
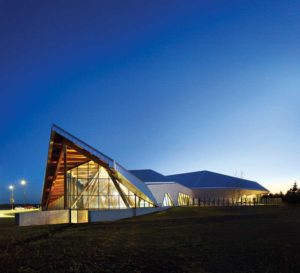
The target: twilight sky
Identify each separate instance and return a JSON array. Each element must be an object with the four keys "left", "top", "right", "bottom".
[{"left": 0, "top": 0, "right": 299, "bottom": 203}]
